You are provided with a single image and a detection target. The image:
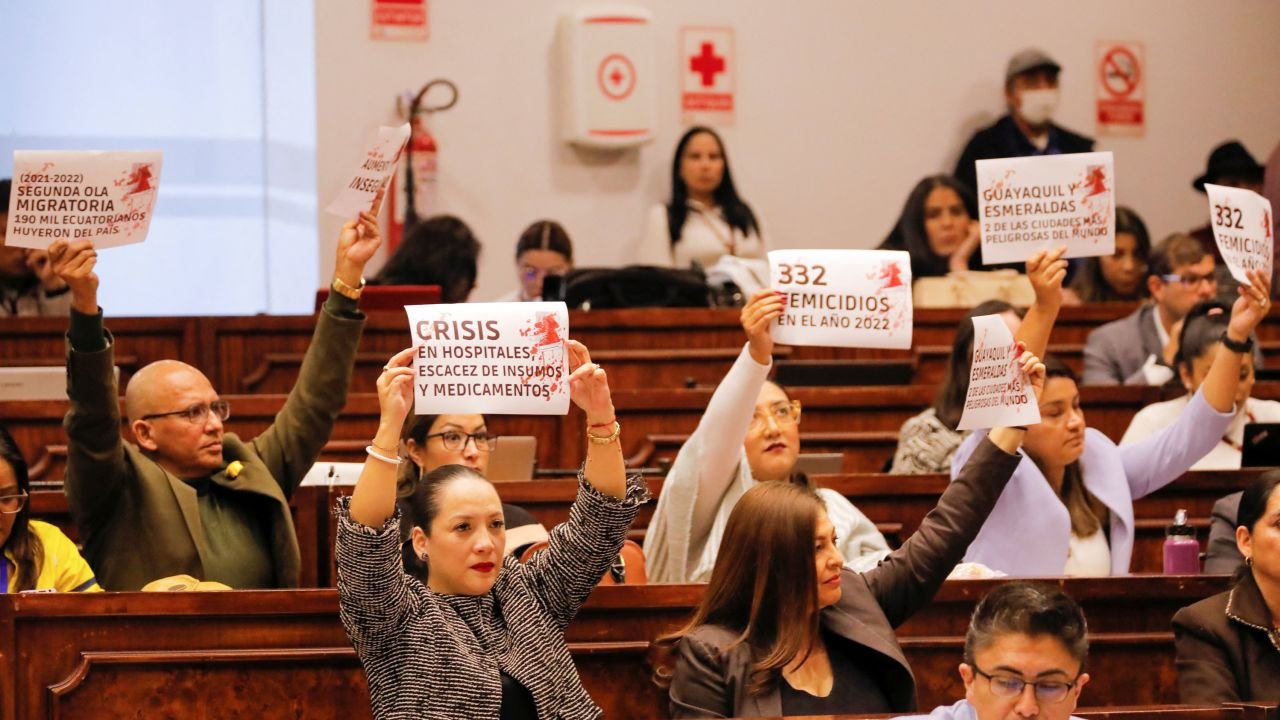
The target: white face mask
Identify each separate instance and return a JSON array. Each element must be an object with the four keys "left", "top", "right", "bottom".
[{"left": 1017, "top": 88, "right": 1059, "bottom": 126}]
